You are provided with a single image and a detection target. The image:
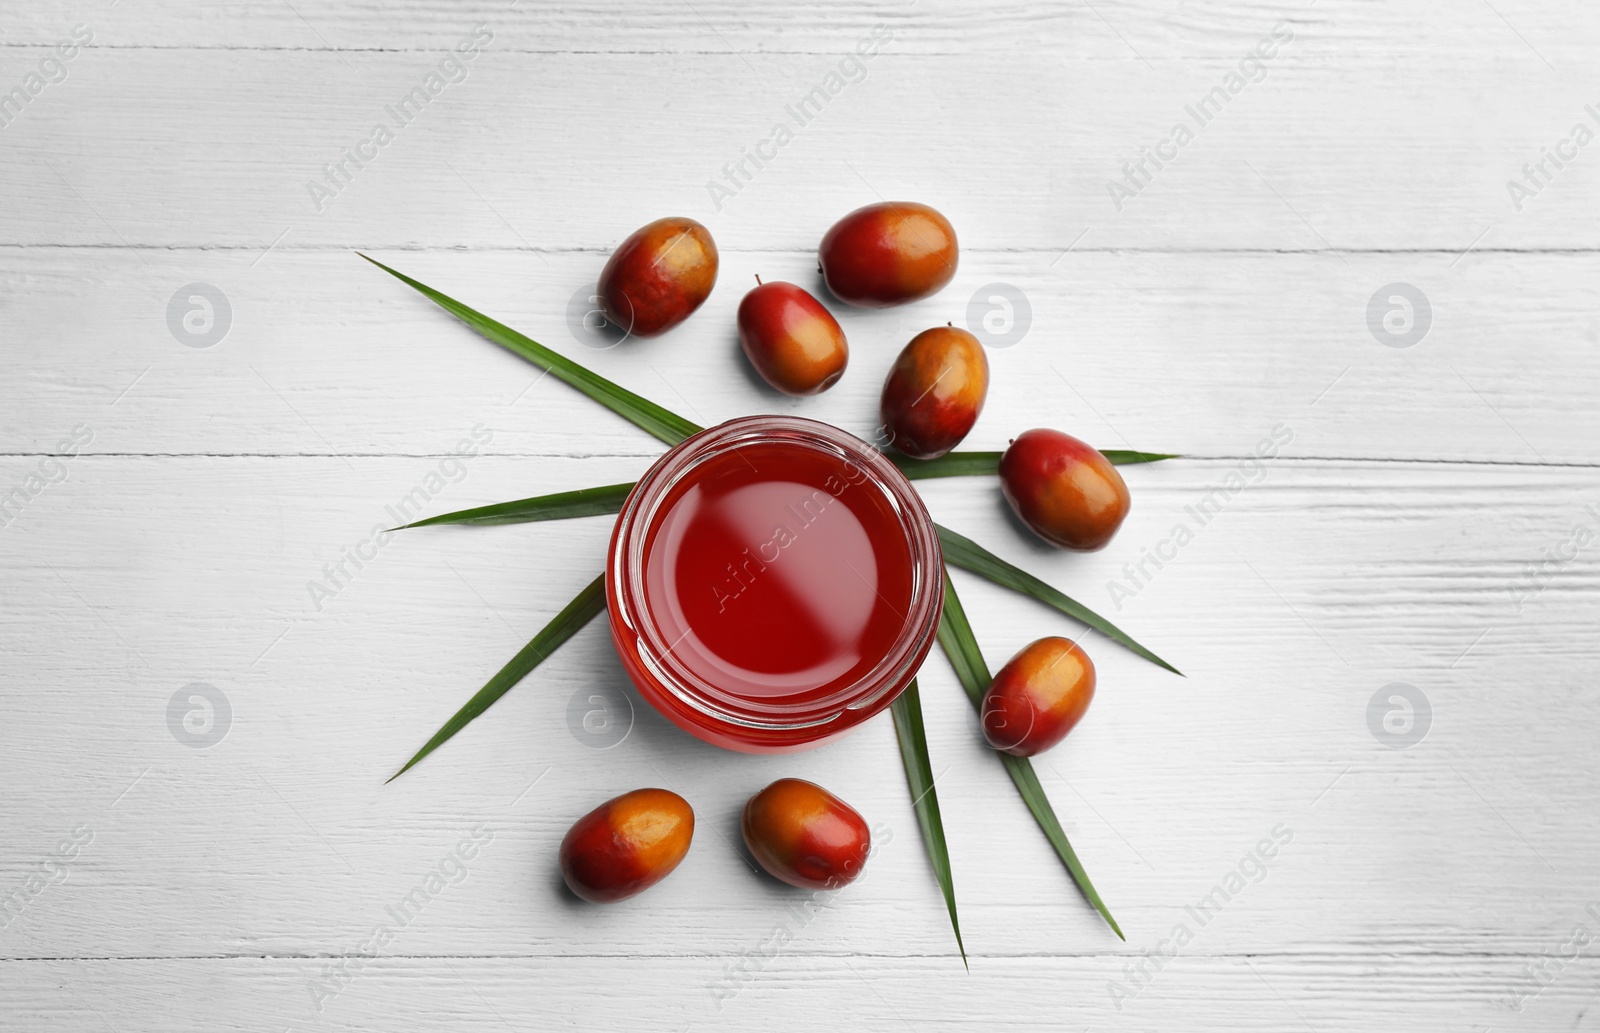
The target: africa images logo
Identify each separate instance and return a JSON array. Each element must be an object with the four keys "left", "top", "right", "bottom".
[
  {"left": 1505, "top": 102, "right": 1600, "bottom": 212},
  {"left": 0, "top": 24, "right": 93, "bottom": 131},
  {"left": 305, "top": 24, "right": 494, "bottom": 212},
  {"left": 703, "top": 25, "right": 894, "bottom": 212},
  {"left": 1106, "top": 22, "right": 1295, "bottom": 211}
]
